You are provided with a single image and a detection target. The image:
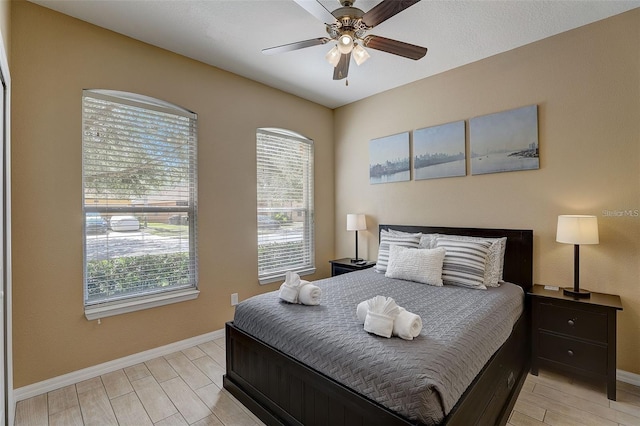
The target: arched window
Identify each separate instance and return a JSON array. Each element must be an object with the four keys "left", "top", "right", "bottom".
[
  {"left": 257, "top": 128, "right": 314, "bottom": 284},
  {"left": 82, "top": 90, "right": 198, "bottom": 318}
]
